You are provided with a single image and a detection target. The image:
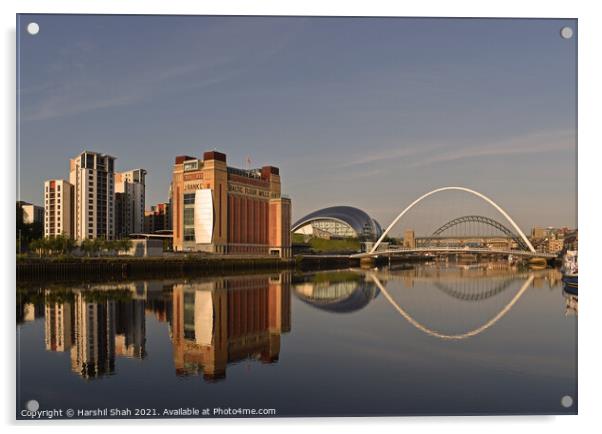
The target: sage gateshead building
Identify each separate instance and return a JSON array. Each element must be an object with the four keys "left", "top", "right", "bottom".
[
  {"left": 171, "top": 151, "right": 291, "bottom": 257},
  {"left": 292, "top": 206, "right": 383, "bottom": 241}
]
